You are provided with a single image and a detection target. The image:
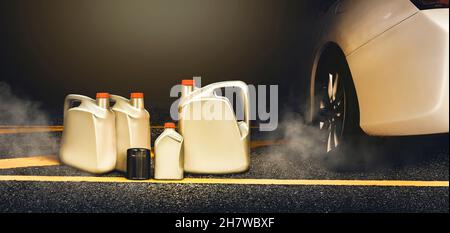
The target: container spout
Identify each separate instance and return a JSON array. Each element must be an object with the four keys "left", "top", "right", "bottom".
[
  {"left": 96, "top": 92, "right": 110, "bottom": 109},
  {"left": 130, "top": 92, "right": 145, "bottom": 109},
  {"left": 181, "top": 79, "right": 195, "bottom": 98}
]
